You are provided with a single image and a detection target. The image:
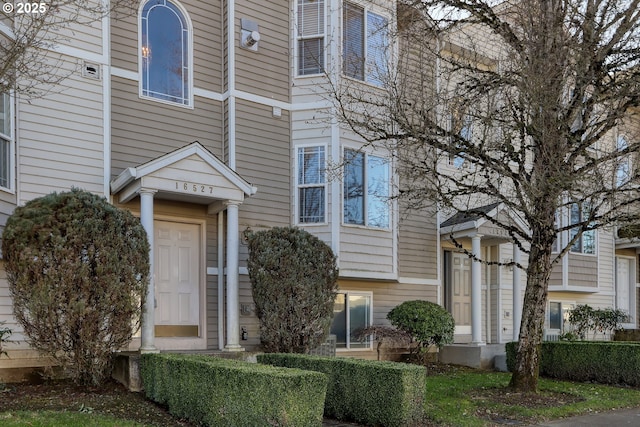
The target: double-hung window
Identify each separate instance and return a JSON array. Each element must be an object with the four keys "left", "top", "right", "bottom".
[
  {"left": 140, "top": 0, "right": 192, "bottom": 106},
  {"left": 343, "top": 149, "right": 389, "bottom": 228},
  {"left": 297, "top": 146, "right": 326, "bottom": 223},
  {"left": 569, "top": 203, "right": 595, "bottom": 254},
  {"left": 0, "top": 92, "right": 12, "bottom": 190},
  {"left": 330, "top": 291, "right": 372, "bottom": 349},
  {"left": 343, "top": 2, "right": 389, "bottom": 86},
  {"left": 297, "top": 0, "right": 325, "bottom": 76}
]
